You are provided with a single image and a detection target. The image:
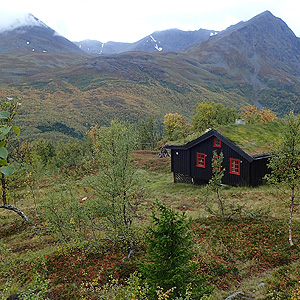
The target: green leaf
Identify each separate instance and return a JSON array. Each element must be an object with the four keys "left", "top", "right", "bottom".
[
  {"left": 0, "top": 126, "right": 12, "bottom": 136},
  {"left": 12, "top": 126, "right": 20, "bottom": 136},
  {"left": 0, "top": 165, "right": 14, "bottom": 176},
  {"left": 0, "top": 148, "right": 8, "bottom": 159},
  {"left": 0, "top": 111, "right": 10, "bottom": 119},
  {"left": 0, "top": 141, "right": 5, "bottom": 148},
  {"left": 0, "top": 159, "right": 8, "bottom": 166}
]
